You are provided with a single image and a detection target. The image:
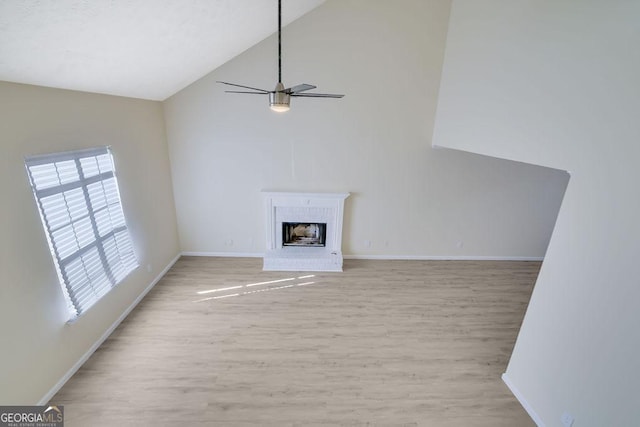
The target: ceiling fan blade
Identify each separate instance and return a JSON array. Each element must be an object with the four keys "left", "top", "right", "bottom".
[
  {"left": 285, "top": 84, "right": 316, "bottom": 94},
  {"left": 291, "top": 93, "right": 345, "bottom": 98},
  {"left": 217, "top": 81, "right": 270, "bottom": 93},
  {"left": 225, "top": 90, "right": 270, "bottom": 95}
]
